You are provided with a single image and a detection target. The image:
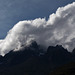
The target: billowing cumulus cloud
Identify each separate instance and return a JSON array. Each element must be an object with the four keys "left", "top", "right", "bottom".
[{"left": 0, "top": 2, "right": 75, "bottom": 56}]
